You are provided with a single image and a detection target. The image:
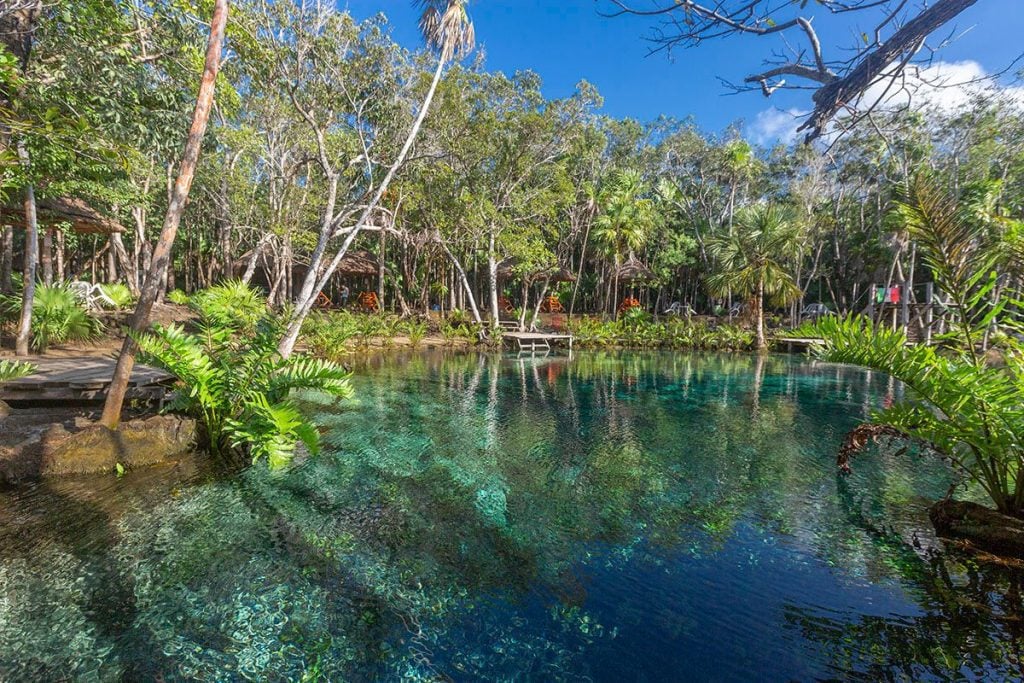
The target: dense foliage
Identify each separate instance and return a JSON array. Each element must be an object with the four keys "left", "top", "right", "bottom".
[
  {"left": 135, "top": 283, "right": 352, "bottom": 468},
  {"left": 2, "top": 0, "right": 1022, "bottom": 342},
  {"left": 816, "top": 178, "right": 1024, "bottom": 517},
  {"left": 1, "top": 283, "right": 101, "bottom": 351}
]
